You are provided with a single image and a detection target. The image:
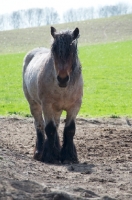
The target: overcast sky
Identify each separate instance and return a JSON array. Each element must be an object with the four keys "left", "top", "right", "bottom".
[{"left": 0, "top": 0, "right": 132, "bottom": 15}]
